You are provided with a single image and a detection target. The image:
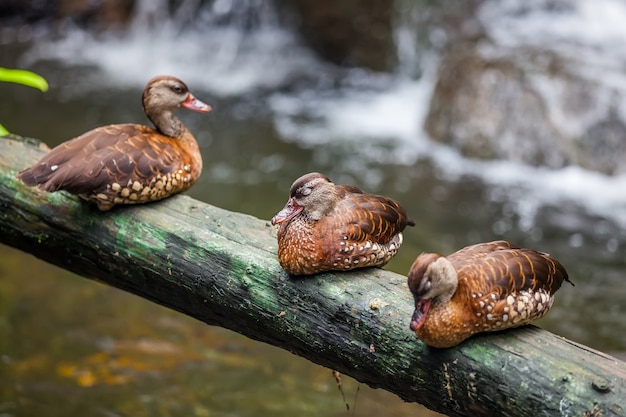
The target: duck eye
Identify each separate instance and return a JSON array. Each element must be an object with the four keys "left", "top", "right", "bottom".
[
  {"left": 300, "top": 187, "right": 312, "bottom": 196},
  {"left": 171, "top": 85, "right": 185, "bottom": 94},
  {"left": 422, "top": 279, "right": 432, "bottom": 293}
]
